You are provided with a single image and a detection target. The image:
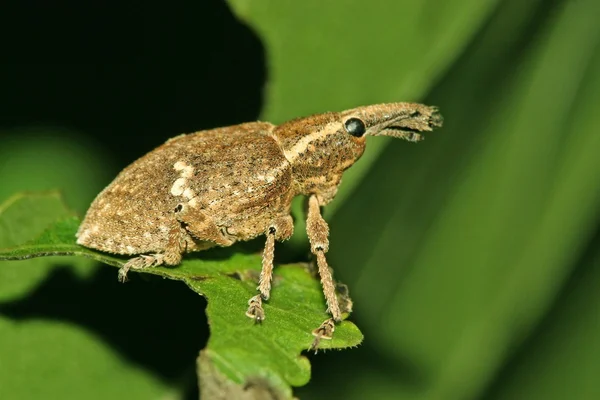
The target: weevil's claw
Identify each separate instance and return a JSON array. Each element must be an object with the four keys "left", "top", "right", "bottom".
[
  {"left": 246, "top": 294, "right": 265, "bottom": 322},
  {"left": 117, "top": 266, "right": 130, "bottom": 283},
  {"left": 310, "top": 318, "right": 336, "bottom": 351},
  {"left": 312, "top": 318, "right": 335, "bottom": 339},
  {"left": 118, "top": 254, "right": 165, "bottom": 283}
]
